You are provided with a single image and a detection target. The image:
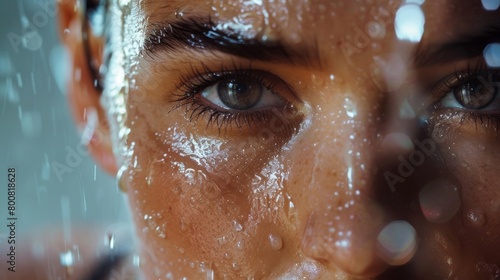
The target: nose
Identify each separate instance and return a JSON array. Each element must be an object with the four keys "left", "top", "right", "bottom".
[{"left": 294, "top": 95, "right": 397, "bottom": 277}]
